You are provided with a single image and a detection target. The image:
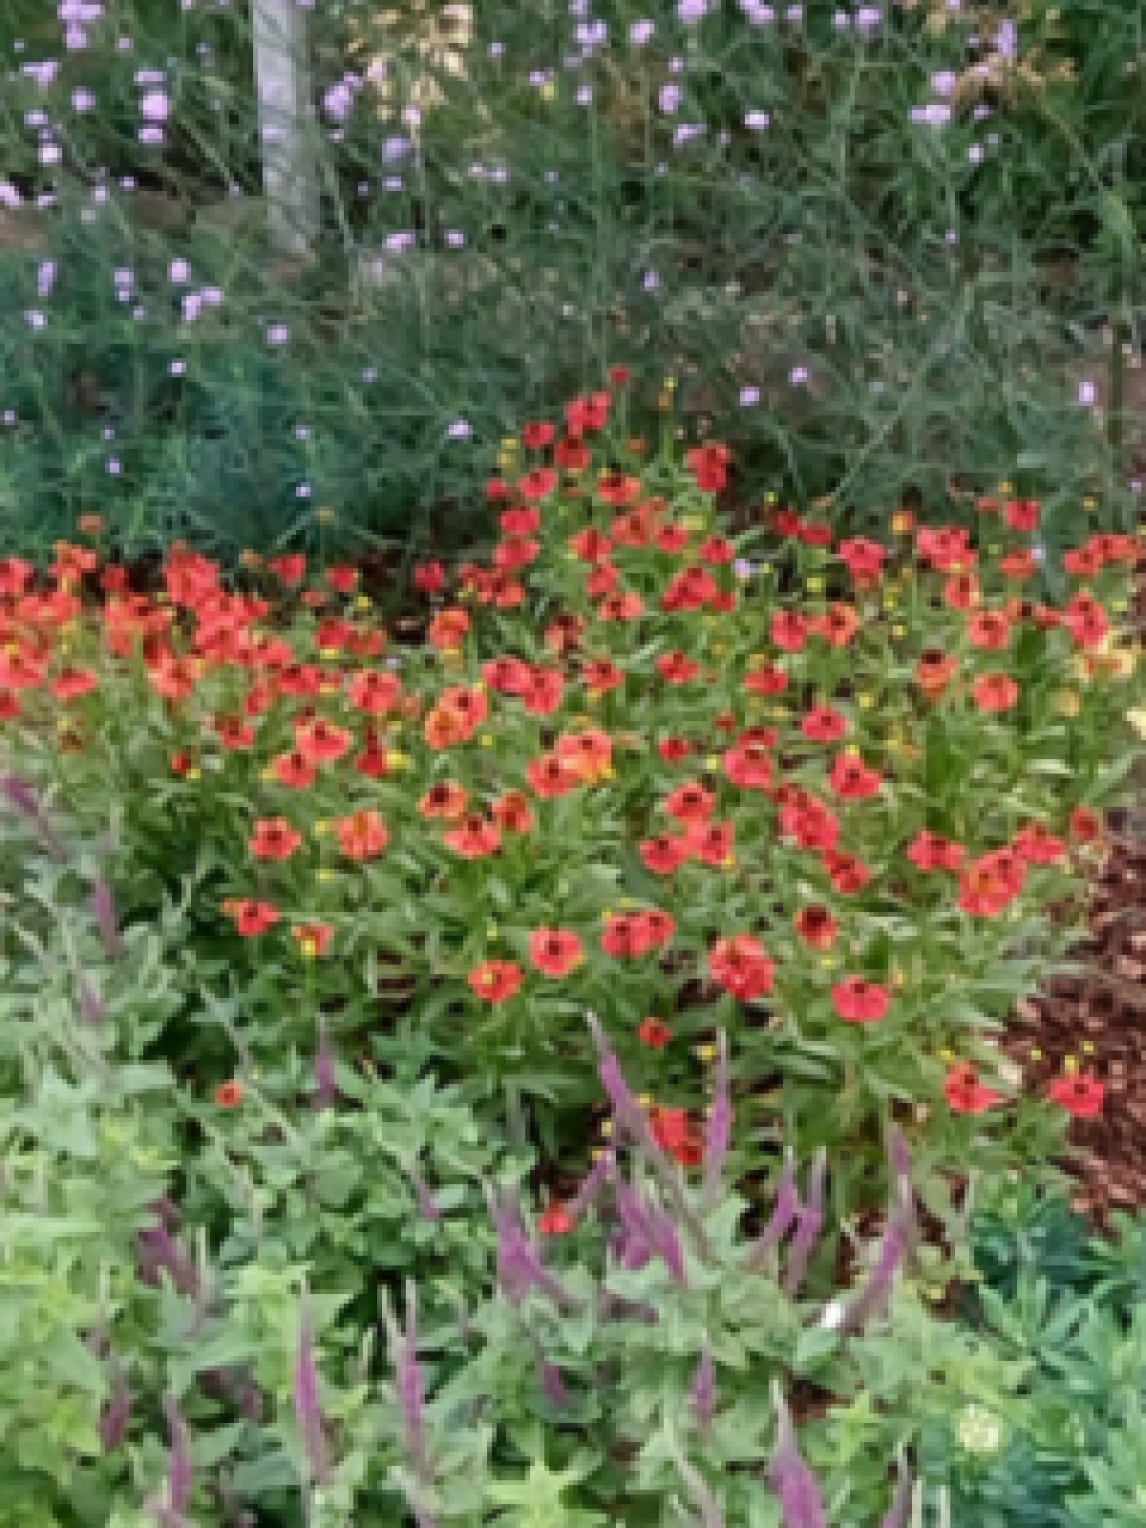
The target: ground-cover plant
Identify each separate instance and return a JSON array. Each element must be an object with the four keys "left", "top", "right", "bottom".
[{"left": 1, "top": 375, "right": 1142, "bottom": 1236}]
